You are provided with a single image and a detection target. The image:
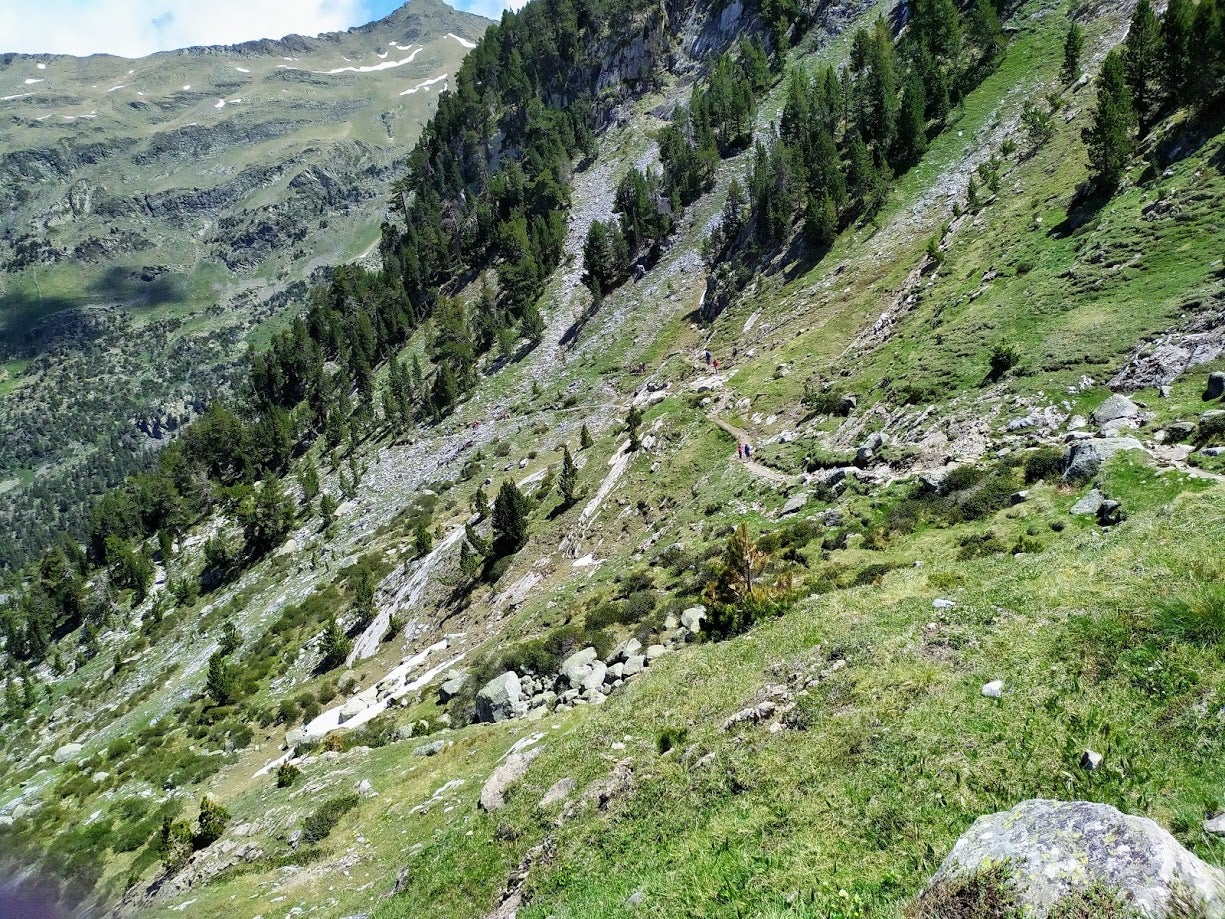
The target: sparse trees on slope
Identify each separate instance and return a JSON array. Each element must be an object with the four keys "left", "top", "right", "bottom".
[
  {"left": 1124, "top": 0, "right": 1162, "bottom": 118},
  {"left": 1061, "top": 21, "right": 1084, "bottom": 84},
  {"left": 559, "top": 446, "right": 579, "bottom": 506}
]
